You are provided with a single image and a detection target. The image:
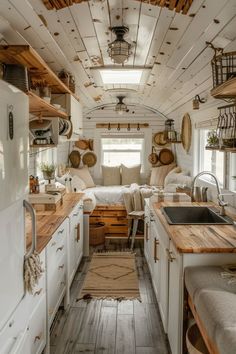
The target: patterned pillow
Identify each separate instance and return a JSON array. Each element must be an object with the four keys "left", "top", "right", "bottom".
[{"left": 150, "top": 163, "right": 176, "bottom": 187}]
